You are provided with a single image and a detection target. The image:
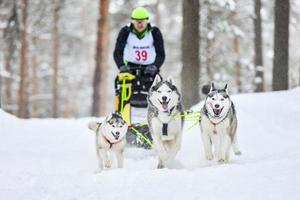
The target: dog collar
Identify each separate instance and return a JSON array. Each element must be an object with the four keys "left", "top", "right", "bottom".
[{"left": 102, "top": 135, "right": 122, "bottom": 149}]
